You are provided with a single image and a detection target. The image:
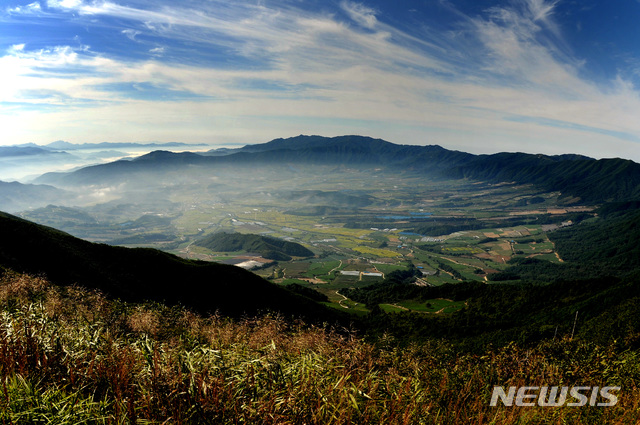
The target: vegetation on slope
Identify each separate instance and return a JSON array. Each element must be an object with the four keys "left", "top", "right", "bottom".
[
  {"left": 341, "top": 206, "right": 640, "bottom": 350},
  {"left": 1, "top": 272, "right": 638, "bottom": 424},
  {"left": 0, "top": 181, "right": 73, "bottom": 213},
  {"left": 550, "top": 206, "right": 640, "bottom": 277},
  {"left": 195, "top": 232, "right": 314, "bottom": 261},
  {"left": 447, "top": 153, "right": 640, "bottom": 203}
]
